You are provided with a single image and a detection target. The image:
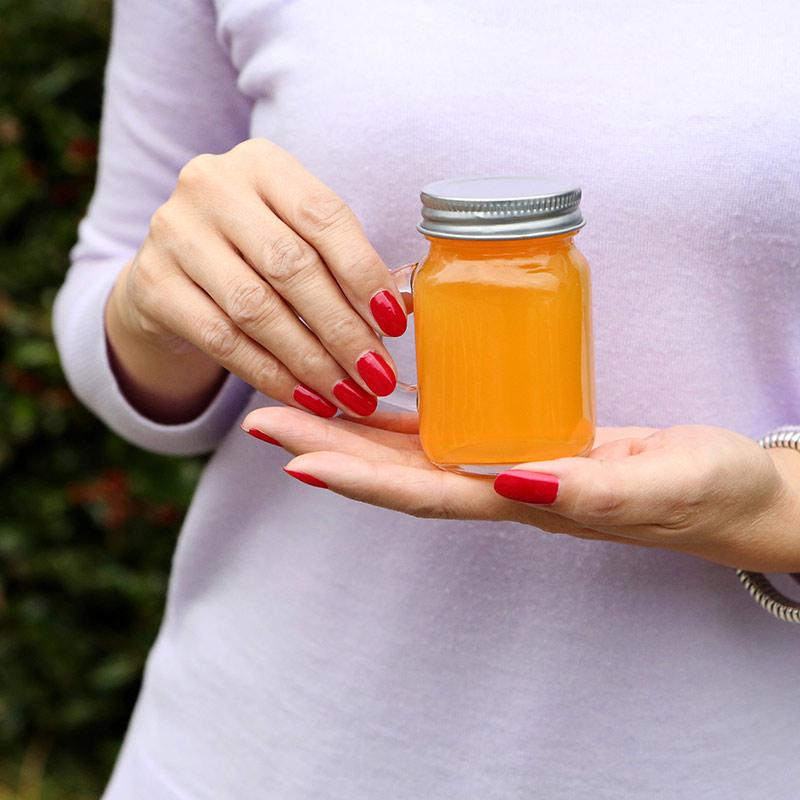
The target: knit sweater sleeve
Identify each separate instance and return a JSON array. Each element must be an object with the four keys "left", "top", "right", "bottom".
[{"left": 53, "top": 0, "right": 254, "bottom": 456}]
